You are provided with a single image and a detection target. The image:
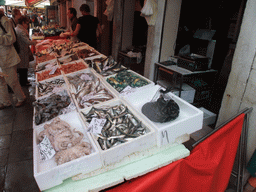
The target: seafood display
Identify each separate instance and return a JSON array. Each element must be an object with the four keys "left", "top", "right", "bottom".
[
  {"left": 106, "top": 70, "right": 149, "bottom": 92},
  {"left": 36, "top": 52, "right": 56, "bottom": 64},
  {"left": 86, "top": 56, "right": 126, "bottom": 77},
  {"left": 81, "top": 104, "right": 147, "bottom": 150},
  {"left": 67, "top": 72, "right": 114, "bottom": 108},
  {"left": 142, "top": 94, "right": 180, "bottom": 123},
  {"left": 35, "top": 60, "right": 58, "bottom": 72},
  {"left": 37, "top": 117, "right": 91, "bottom": 165},
  {"left": 35, "top": 40, "right": 79, "bottom": 63},
  {"left": 34, "top": 90, "right": 72, "bottom": 125},
  {"left": 60, "top": 60, "right": 88, "bottom": 74},
  {"left": 37, "top": 78, "right": 66, "bottom": 98},
  {"left": 36, "top": 67, "right": 62, "bottom": 81},
  {"left": 77, "top": 48, "right": 99, "bottom": 59},
  {"left": 58, "top": 54, "right": 80, "bottom": 64}
]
